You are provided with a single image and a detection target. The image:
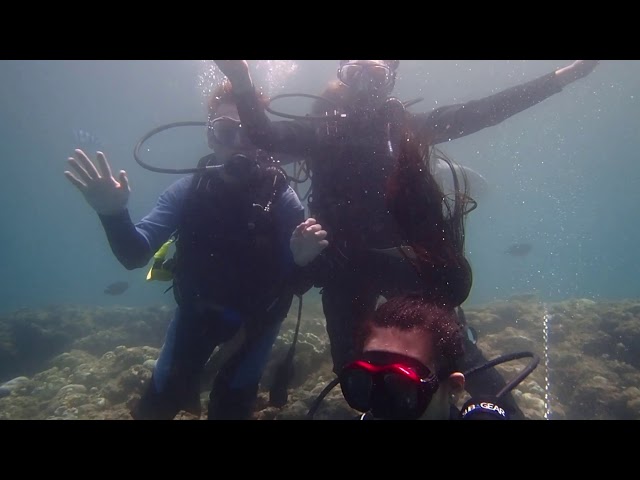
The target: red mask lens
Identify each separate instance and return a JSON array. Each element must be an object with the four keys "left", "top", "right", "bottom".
[{"left": 339, "top": 352, "right": 439, "bottom": 420}]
